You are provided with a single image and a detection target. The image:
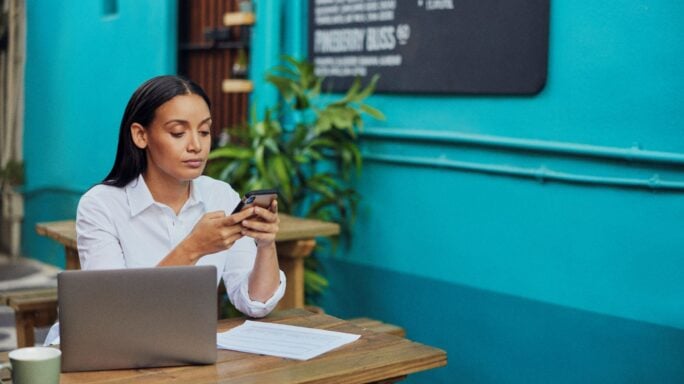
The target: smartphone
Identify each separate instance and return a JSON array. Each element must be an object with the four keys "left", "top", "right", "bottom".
[{"left": 231, "top": 189, "right": 278, "bottom": 214}]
